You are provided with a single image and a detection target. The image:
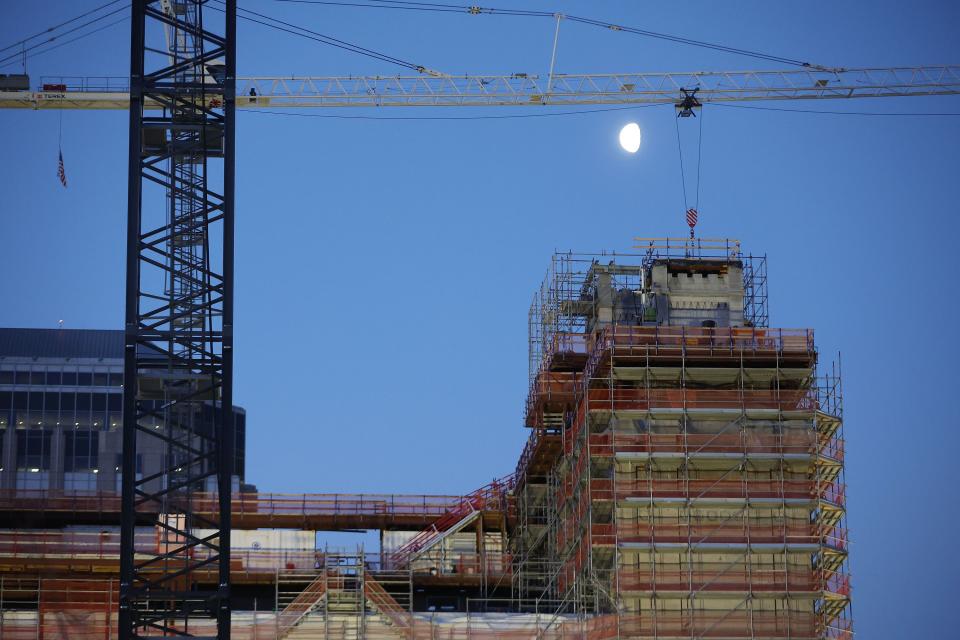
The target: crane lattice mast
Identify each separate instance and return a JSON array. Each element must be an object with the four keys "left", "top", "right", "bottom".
[{"left": 119, "top": 2, "right": 235, "bottom": 638}]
